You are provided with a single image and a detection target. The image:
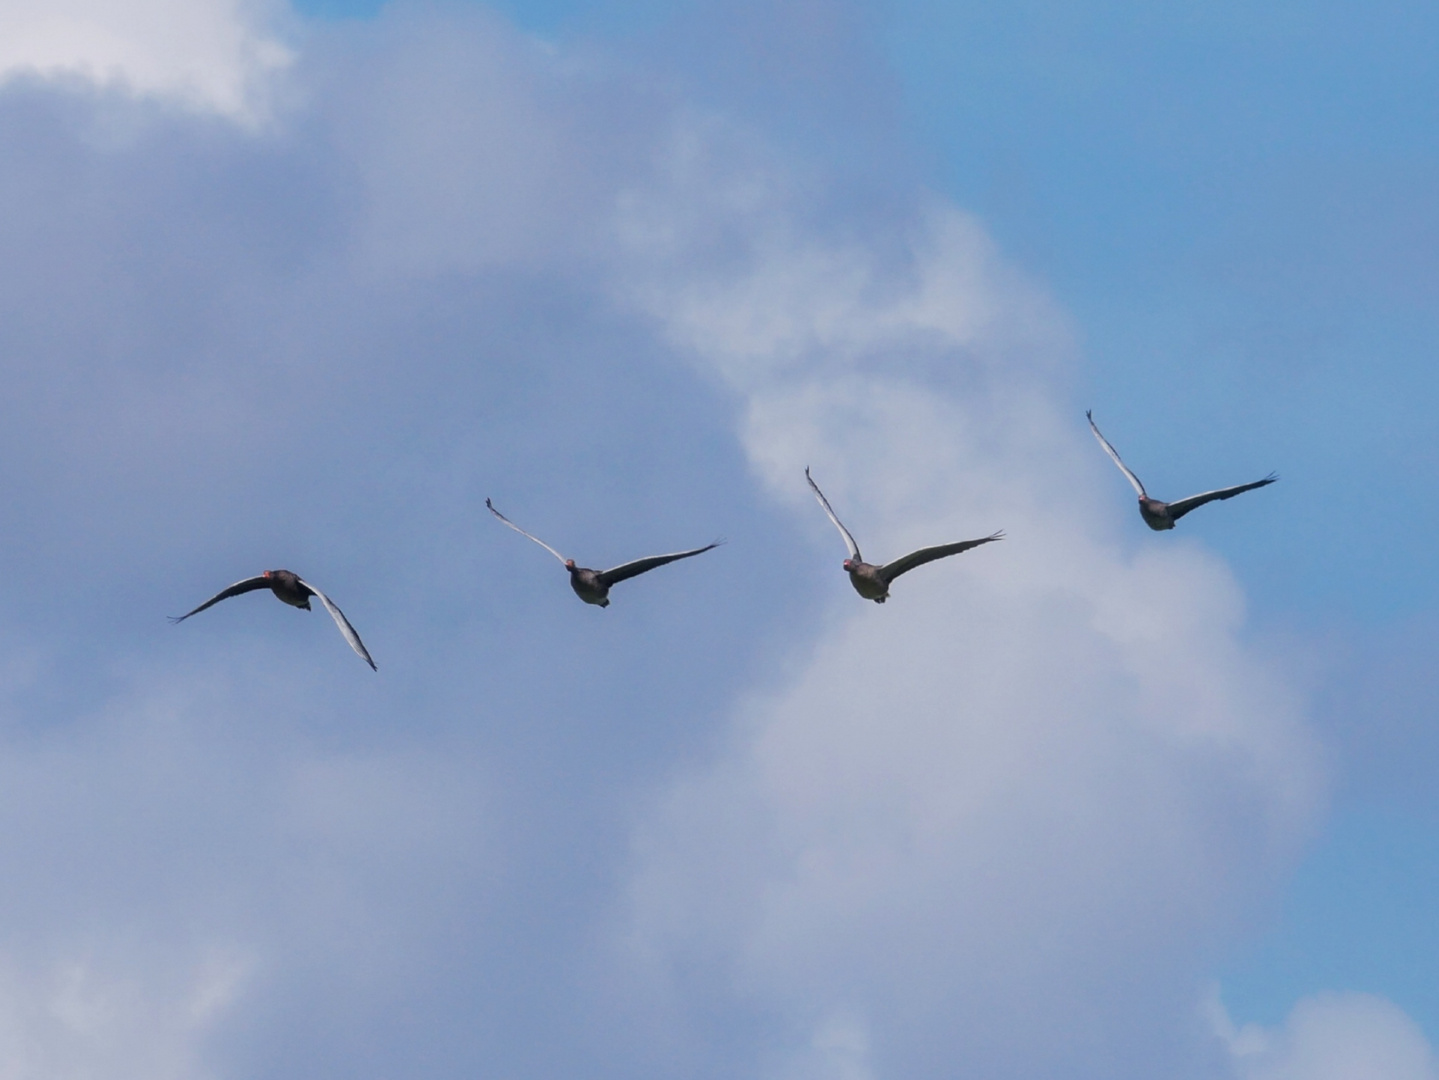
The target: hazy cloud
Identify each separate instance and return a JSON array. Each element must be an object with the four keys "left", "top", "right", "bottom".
[
  {"left": 600, "top": 125, "right": 1325, "bottom": 1077},
  {"left": 1218, "top": 991, "right": 1439, "bottom": 1080},
  {"left": 0, "top": 3, "right": 1350, "bottom": 1077},
  {"left": 0, "top": 0, "right": 291, "bottom": 120}
]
